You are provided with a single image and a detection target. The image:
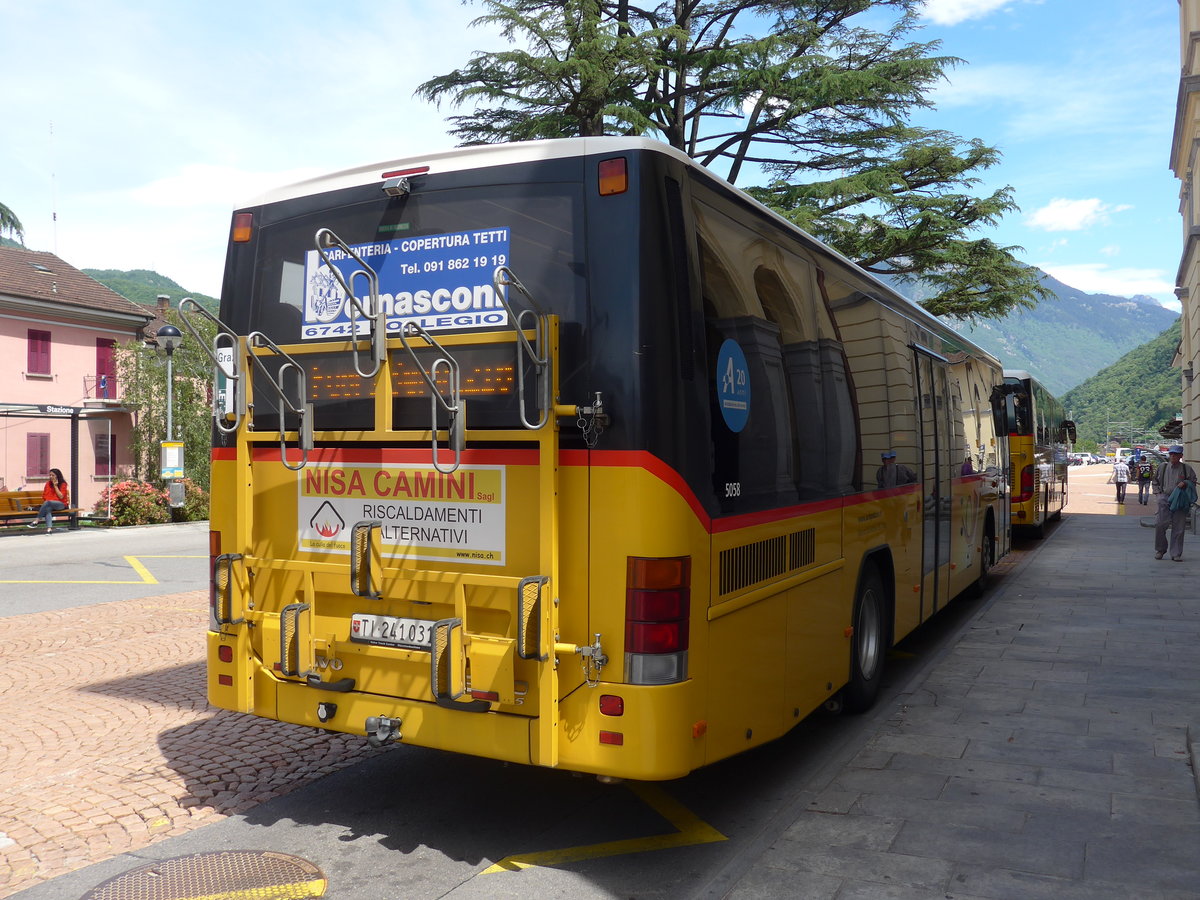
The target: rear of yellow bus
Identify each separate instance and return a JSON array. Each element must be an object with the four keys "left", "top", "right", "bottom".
[{"left": 204, "top": 140, "right": 713, "bottom": 780}]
